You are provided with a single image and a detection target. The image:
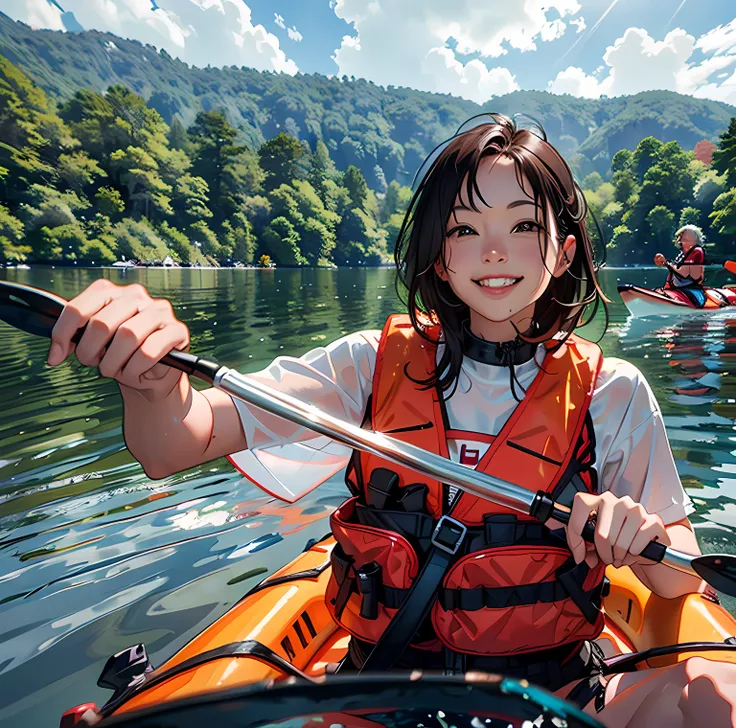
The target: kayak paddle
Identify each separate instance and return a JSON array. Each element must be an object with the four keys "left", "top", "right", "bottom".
[{"left": 2, "top": 280, "right": 736, "bottom": 596}]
